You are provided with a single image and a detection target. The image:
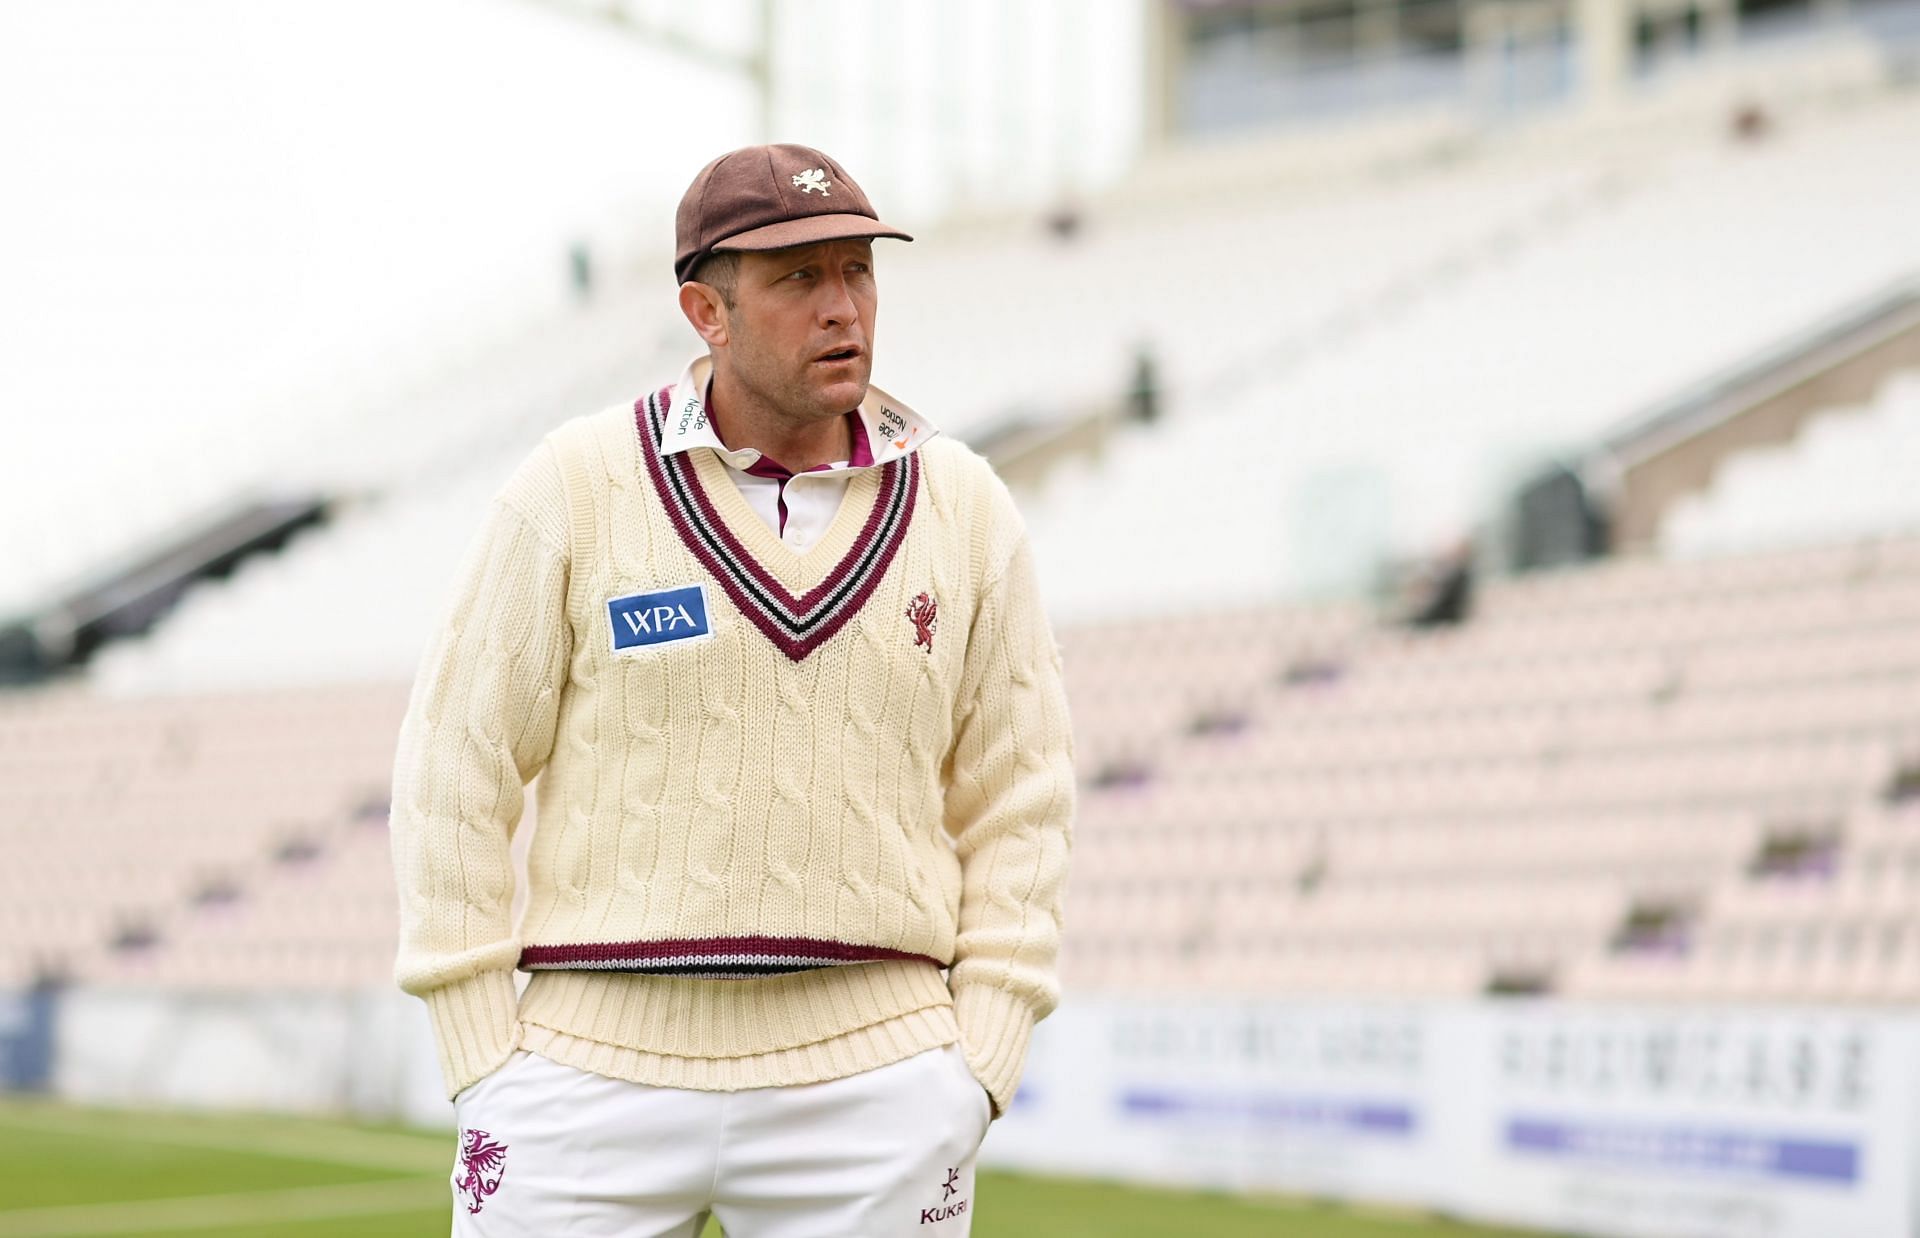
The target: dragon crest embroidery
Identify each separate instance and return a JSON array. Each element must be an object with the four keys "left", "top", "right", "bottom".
[
  {"left": 907, "top": 591, "right": 938, "bottom": 651},
  {"left": 455, "top": 1127, "right": 509, "bottom": 1214}
]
